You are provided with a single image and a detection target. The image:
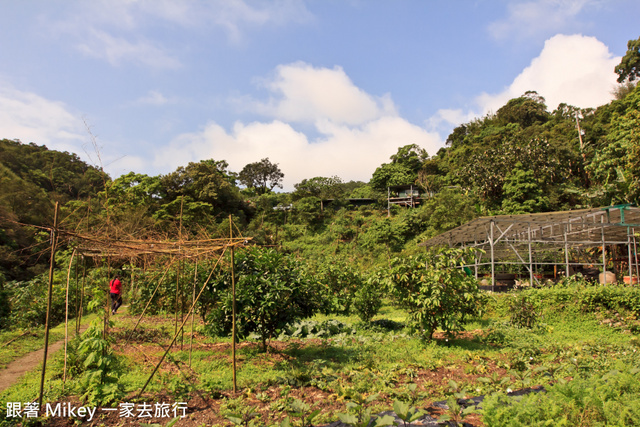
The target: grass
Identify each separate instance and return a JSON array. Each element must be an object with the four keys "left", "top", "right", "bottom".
[
  {"left": 1, "top": 287, "right": 639, "bottom": 426},
  {"left": 0, "top": 313, "right": 98, "bottom": 369}
]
